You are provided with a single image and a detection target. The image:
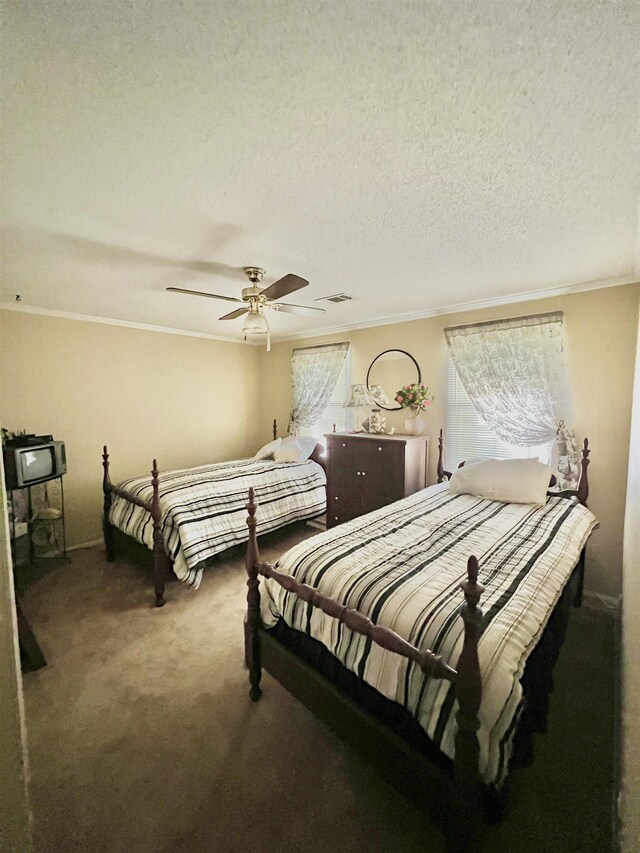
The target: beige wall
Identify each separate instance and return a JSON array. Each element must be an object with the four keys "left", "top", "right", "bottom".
[
  {"left": 258, "top": 284, "right": 640, "bottom": 600},
  {"left": 0, "top": 311, "right": 262, "bottom": 548}
]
